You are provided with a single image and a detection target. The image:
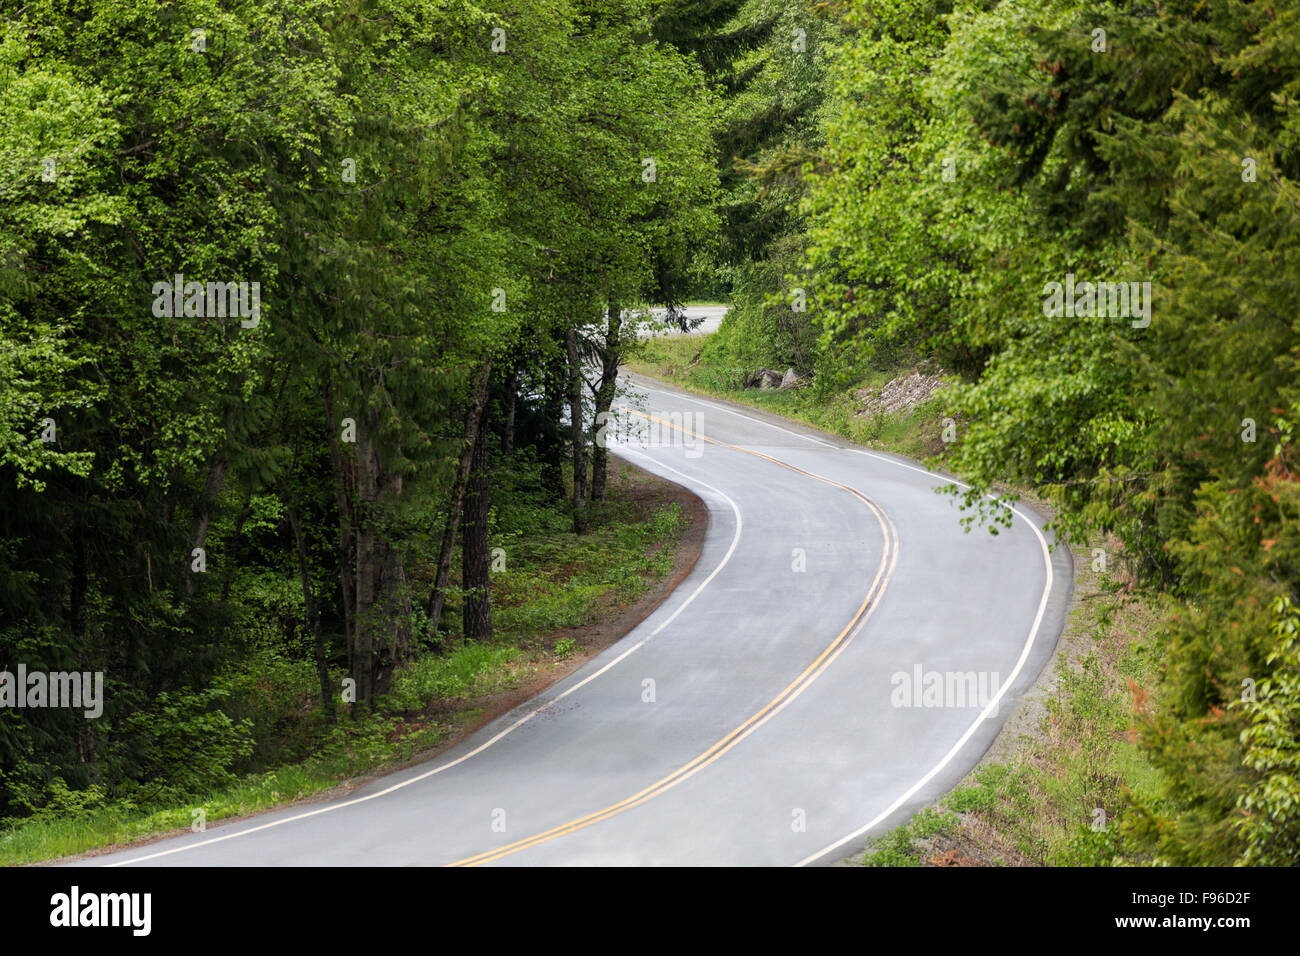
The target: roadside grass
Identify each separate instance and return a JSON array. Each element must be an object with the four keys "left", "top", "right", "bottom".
[
  {"left": 861, "top": 808, "right": 963, "bottom": 866},
  {"left": 492, "top": 494, "right": 682, "bottom": 640},
  {"left": 0, "top": 465, "right": 688, "bottom": 866},
  {"left": 624, "top": 334, "right": 951, "bottom": 462},
  {"left": 0, "top": 718, "right": 456, "bottom": 866}
]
